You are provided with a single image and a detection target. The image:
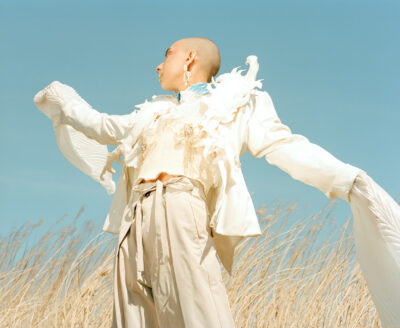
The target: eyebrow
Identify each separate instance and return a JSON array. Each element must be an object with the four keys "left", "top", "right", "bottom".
[{"left": 165, "top": 48, "right": 171, "bottom": 57}]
